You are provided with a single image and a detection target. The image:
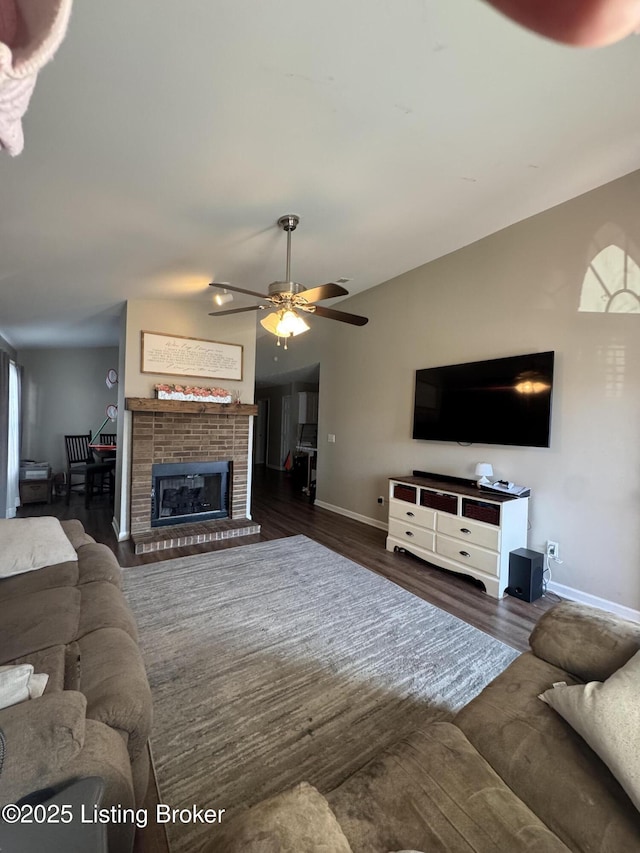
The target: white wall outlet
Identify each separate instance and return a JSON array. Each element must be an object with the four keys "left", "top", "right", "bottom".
[
  {"left": 546, "top": 540, "right": 559, "bottom": 560},
  {"left": 327, "top": 434, "right": 336, "bottom": 443},
  {"left": 377, "top": 496, "right": 385, "bottom": 505}
]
